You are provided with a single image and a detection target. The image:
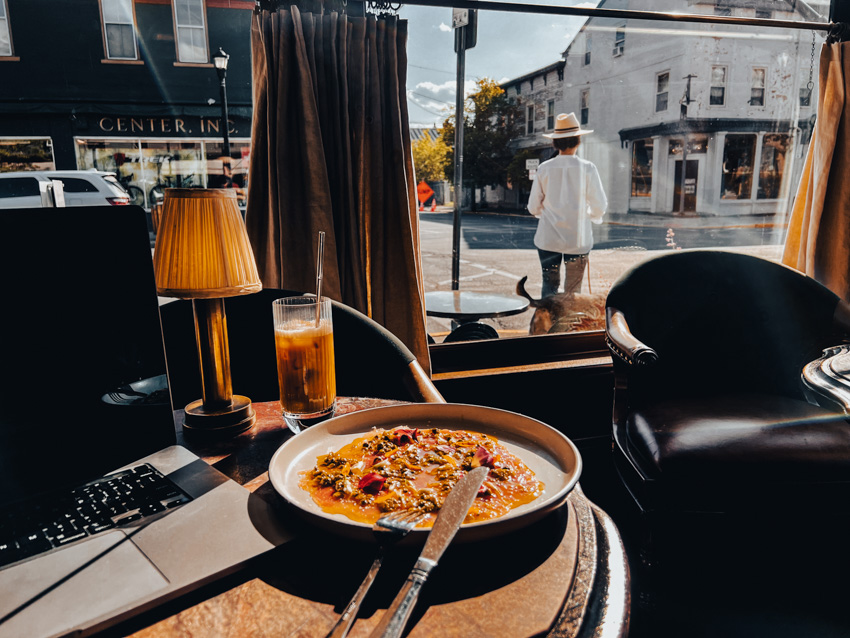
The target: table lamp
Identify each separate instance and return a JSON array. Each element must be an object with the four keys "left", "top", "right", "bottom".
[{"left": 153, "top": 188, "right": 262, "bottom": 435}]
